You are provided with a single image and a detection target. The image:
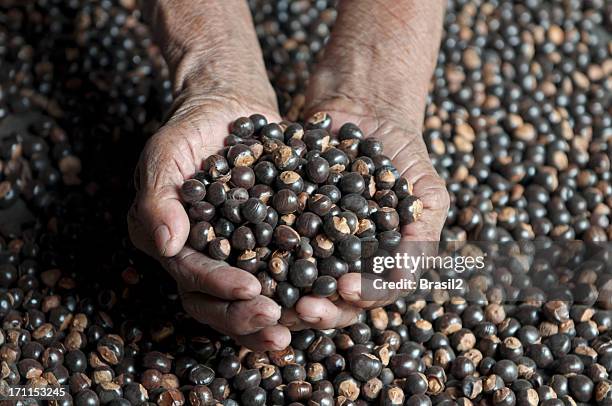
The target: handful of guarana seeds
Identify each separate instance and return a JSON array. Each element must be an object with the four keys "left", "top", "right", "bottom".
[{"left": 179, "top": 113, "right": 423, "bottom": 308}]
